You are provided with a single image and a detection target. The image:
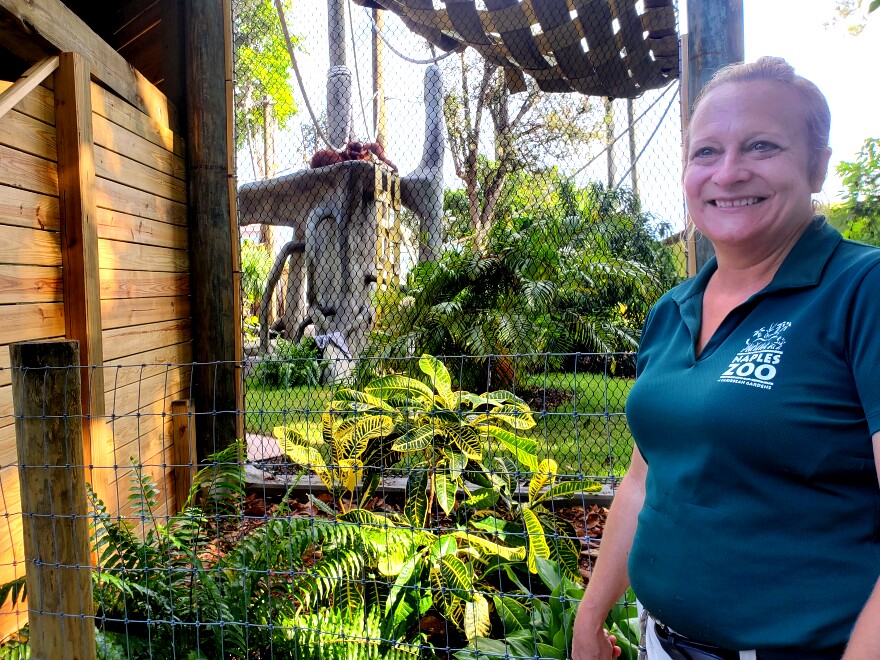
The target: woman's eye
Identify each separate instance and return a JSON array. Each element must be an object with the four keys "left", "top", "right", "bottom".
[
  {"left": 751, "top": 141, "right": 777, "bottom": 152},
  {"left": 692, "top": 147, "right": 714, "bottom": 158}
]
